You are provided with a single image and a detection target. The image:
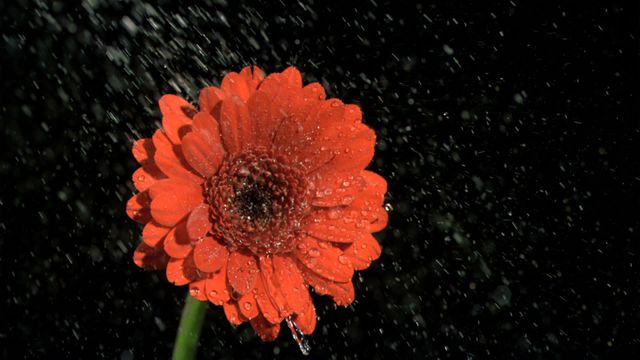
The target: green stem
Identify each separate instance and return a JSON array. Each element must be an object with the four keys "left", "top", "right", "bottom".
[{"left": 172, "top": 294, "right": 208, "bottom": 360}]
